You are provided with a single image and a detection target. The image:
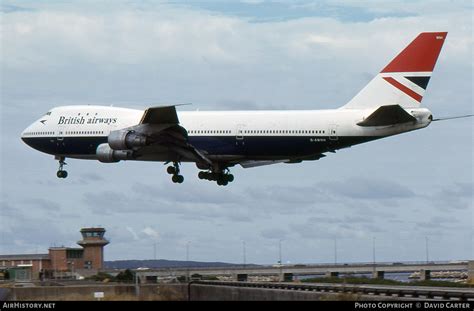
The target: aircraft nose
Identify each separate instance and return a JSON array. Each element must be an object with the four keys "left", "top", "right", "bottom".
[{"left": 20, "top": 123, "right": 34, "bottom": 145}]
